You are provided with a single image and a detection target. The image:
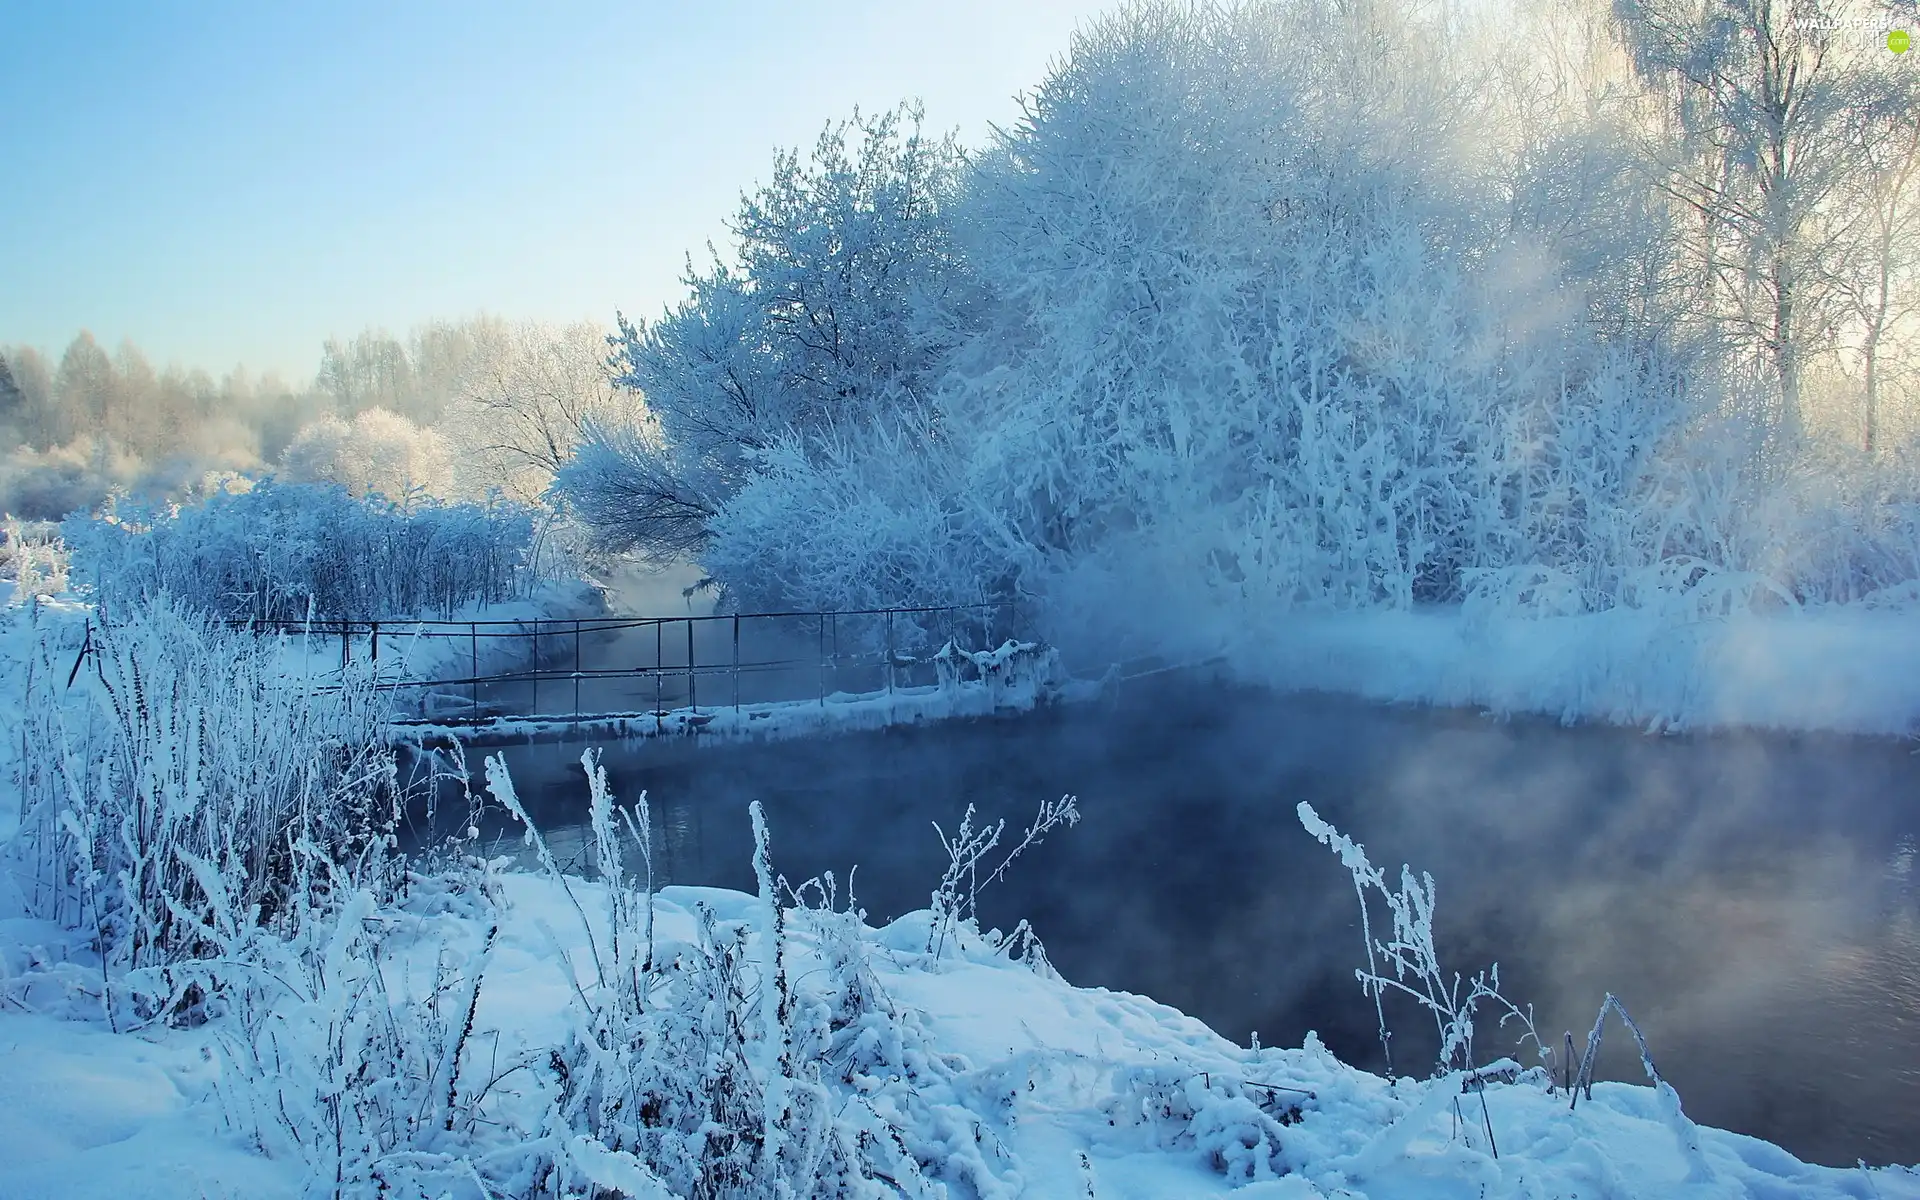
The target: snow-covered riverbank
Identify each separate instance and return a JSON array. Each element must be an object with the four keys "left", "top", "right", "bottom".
[
  {"left": 1225, "top": 602, "right": 1920, "bottom": 737},
  {"left": 1, "top": 858, "right": 1914, "bottom": 1199}
]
